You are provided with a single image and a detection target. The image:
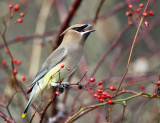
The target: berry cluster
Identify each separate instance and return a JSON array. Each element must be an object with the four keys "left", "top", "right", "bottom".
[
  {"left": 8, "top": 4, "right": 25, "bottom": 23},
  {"left": 152, "top": 80, "right": 160, "bottom": 97},
  {"left": 126, "top": 3, "right": 154, "bottom": 26}
]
